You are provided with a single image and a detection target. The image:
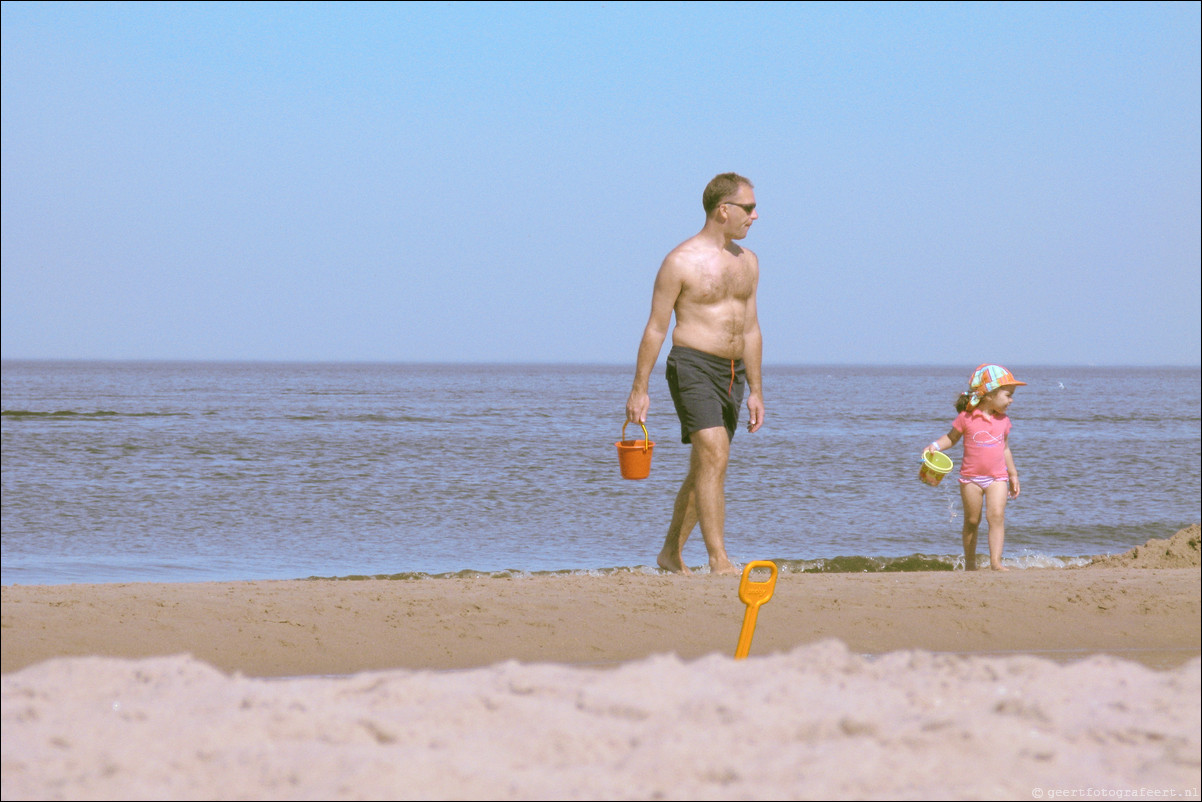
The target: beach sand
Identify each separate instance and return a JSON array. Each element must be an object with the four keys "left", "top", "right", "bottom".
[{"left": 3, "top": 526, "right": 1199, "bottom": 800}]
